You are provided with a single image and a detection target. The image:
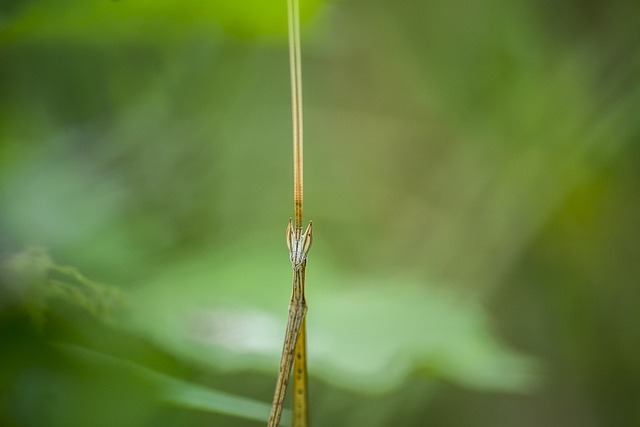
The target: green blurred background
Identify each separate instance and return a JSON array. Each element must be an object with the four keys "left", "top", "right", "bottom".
[{"left": 1, "top": 0, "right": 639, "bottom": 426}]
